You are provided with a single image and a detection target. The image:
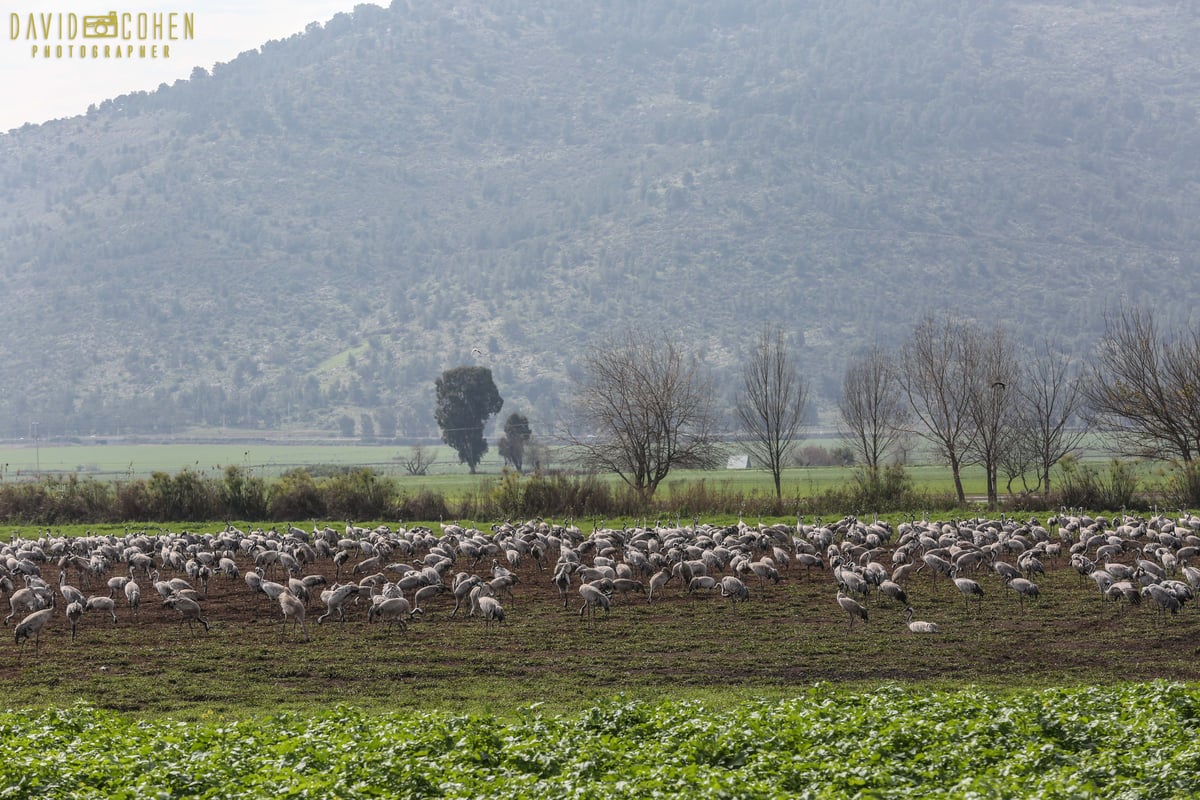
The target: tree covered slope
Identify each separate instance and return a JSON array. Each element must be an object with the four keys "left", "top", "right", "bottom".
[{"left": 1, "top": 0, "right": 1198, "bottom": 439}]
